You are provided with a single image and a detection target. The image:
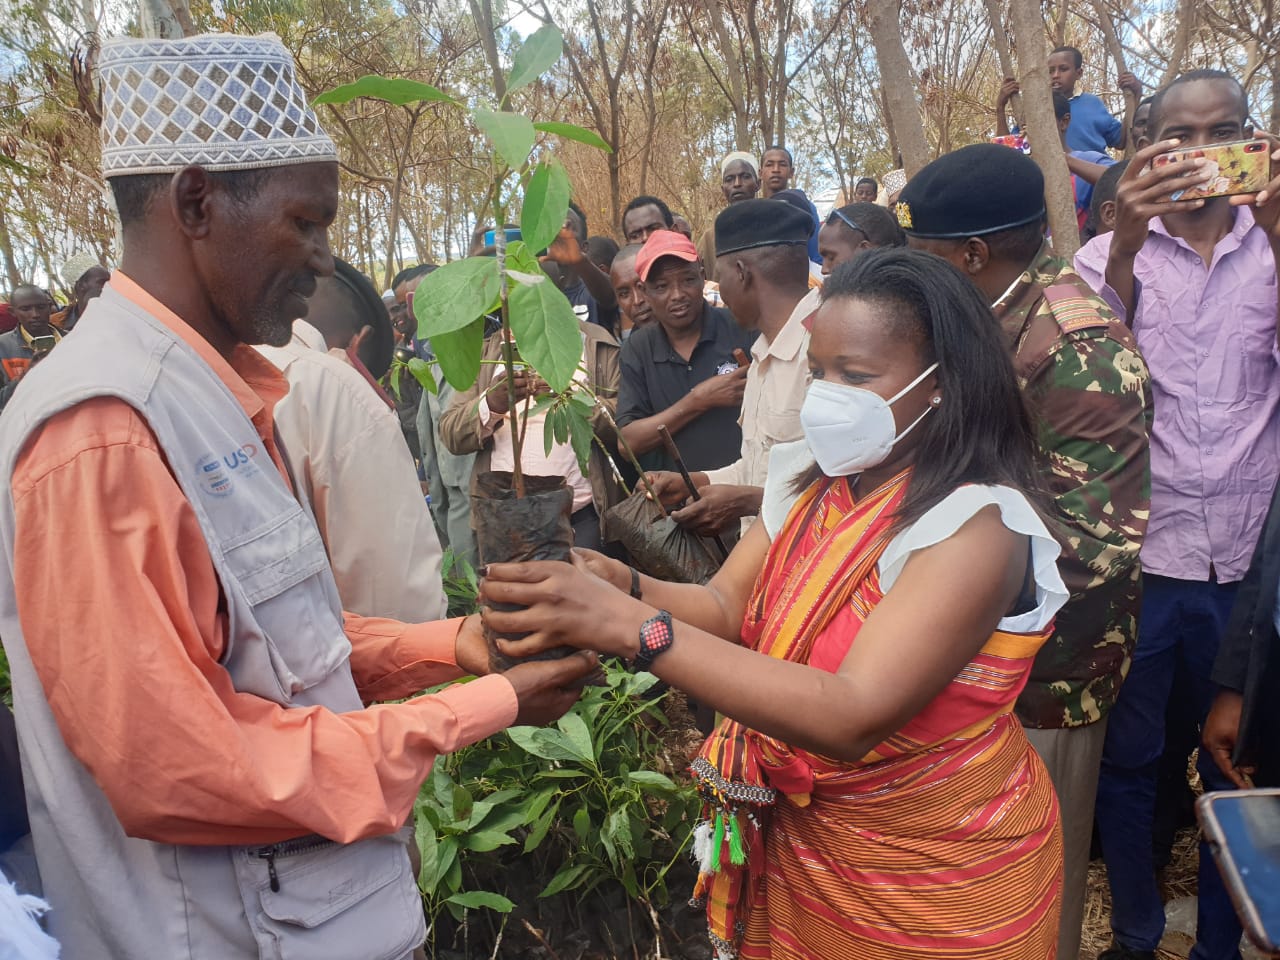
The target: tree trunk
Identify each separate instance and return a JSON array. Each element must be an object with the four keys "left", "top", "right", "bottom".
[
  {"left": 866, "top": 0, "right": 929, "bottom": 175},
  {"left": 695, "top": 0, "right": 750, "bottom": 149},
  {"left": 983, "top": 0, "right": 1023, "bottom": 130},
  {"left": 1008, "top": 0, "right": 1079, "bottom": 256},
  {"left": 0, "top": 205, "right": 22, "bottom": 290},
  {"left": 468, "top": 0, "right": 507, "bottom": 102},
  {"left": 1271, "top": 61, "right": 1280, "bottom": 134},
  {"left": 1159, "top": 0, "right": 1197, "bottom": 88},
  {"left": 1092, "top": 0, "right": 1137, "bottom": 155},
  {"left": 139, "top": 0, "right": 192, "bottom": 38}
]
